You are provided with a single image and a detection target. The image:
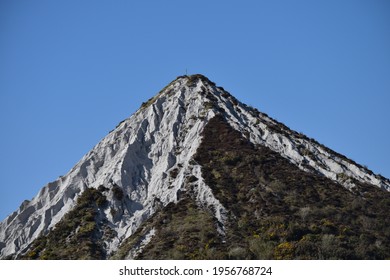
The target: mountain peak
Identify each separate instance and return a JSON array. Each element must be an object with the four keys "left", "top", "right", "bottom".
[
  {"left": 183, "top": 74, "right": 216, "bottom": 86},
  {"left": 1, "top": 75, "right": 390, "bottom": 260},
  {"left": 139, "top": 74, "right": 214, "bottom": 109},
  {"left": 176, "top": 73, "right": 215, "bottom": 84}
]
